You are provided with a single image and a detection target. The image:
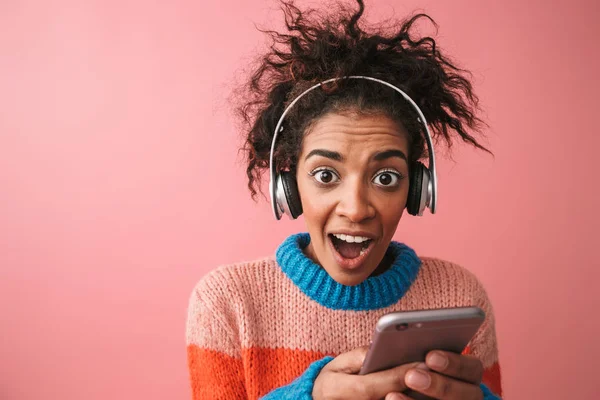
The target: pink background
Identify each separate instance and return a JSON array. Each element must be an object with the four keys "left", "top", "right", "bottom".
[{"left": 1, "top": 0, "right": 598, "bottom": 398}]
